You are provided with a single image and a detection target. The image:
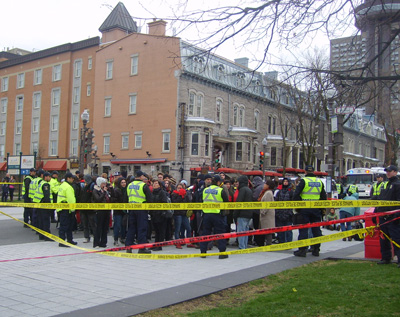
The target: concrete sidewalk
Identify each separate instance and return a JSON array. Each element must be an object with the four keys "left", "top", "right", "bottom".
[{"left": 0, "top": 208, "right": 370, "bottom": 317}]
